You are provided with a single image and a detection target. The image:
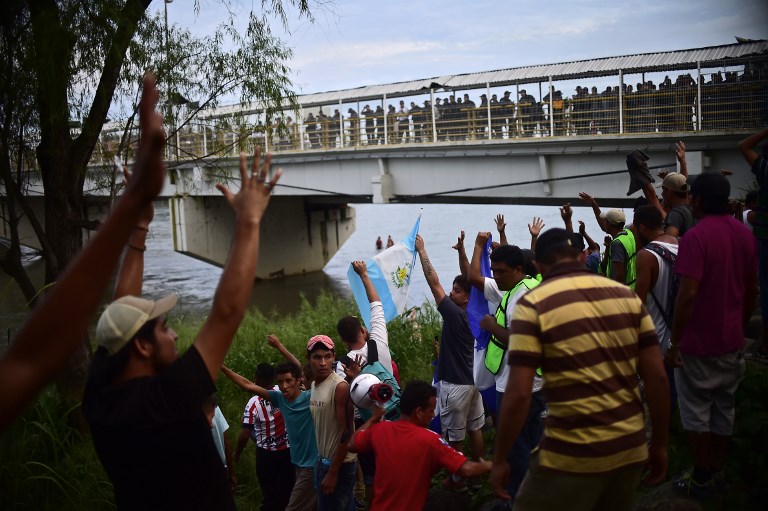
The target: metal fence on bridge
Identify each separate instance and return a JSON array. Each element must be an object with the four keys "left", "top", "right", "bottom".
[{"left": 17, "top": 53, "right": 768, "bottom": 171}]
